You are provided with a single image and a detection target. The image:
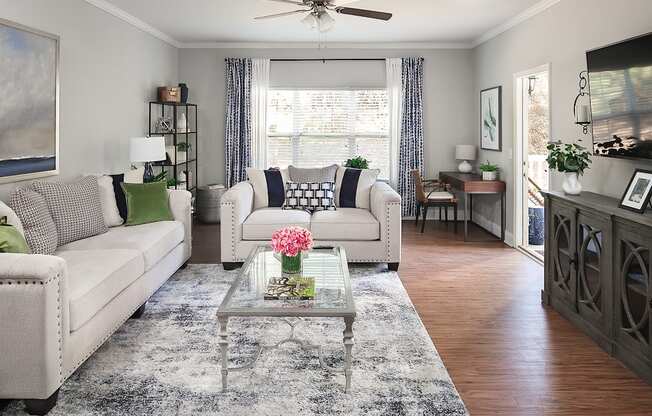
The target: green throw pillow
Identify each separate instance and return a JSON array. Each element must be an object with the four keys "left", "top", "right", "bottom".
[
  {"left": 121, "top": 182, "right": 173, "bottom": 226},
  {"left": 0, "top": 216, "right": 31, "bottom": 254}
]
